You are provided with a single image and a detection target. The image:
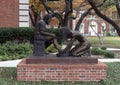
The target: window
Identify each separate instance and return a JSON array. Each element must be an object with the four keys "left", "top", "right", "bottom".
[{"left": 79, "top": 23, "right": 84, "bottom": 34}]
